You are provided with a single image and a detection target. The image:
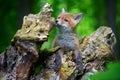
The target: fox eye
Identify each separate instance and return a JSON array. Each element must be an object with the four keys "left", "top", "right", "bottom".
[
  {"left": 64, "top": 19, "right": 69, "bottom": 22},
  {"left": 58, "top": 17, "right": 60, "bottom": 19}
]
